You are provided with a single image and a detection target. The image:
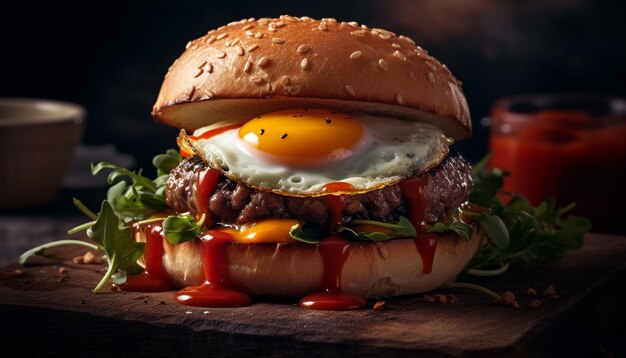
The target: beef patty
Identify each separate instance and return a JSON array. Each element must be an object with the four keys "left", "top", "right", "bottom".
[{"left": 166, "top": 153, "right": 472, "bottom": 227}]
